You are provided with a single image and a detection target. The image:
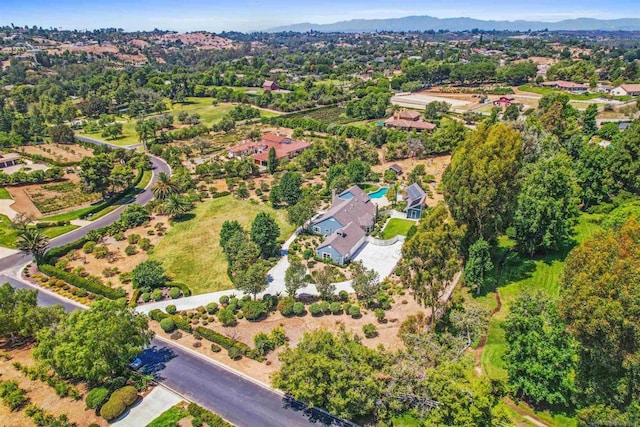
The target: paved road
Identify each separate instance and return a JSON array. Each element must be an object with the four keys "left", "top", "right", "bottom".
[{"left": 1, "top": 137, "right": 341, "bottom": 426}]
